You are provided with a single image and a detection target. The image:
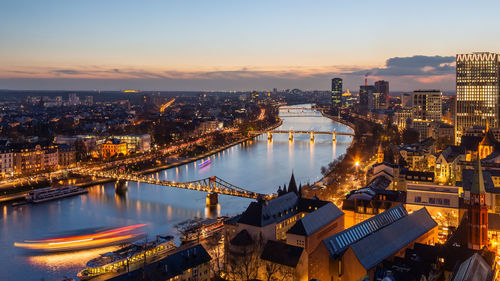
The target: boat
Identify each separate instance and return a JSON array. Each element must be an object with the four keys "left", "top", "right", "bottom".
[
  {"left": 178, "top": 217, "right": 226, "bottom": 243},
  {"left": 25, "top": 186, "right": 88, "bottom": 203},
  {"left": 198, "top": 159, "right": 211, "bottom": 168},
  {"left": 77, "top": 235, "right": 176, "bottom": 280},
  {"left": 14, "top": 224, "right": 146, "bottom": 252}
]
